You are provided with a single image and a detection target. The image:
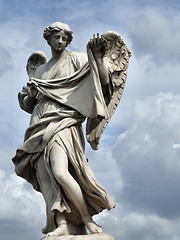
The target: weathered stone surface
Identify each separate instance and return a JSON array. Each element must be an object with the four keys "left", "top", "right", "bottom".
[
  {"left": 13, "top": 21, "right": 130, "bottom": 238},
  {"left": 42, "top": 233, "right": 114, "bottom": 240}
]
